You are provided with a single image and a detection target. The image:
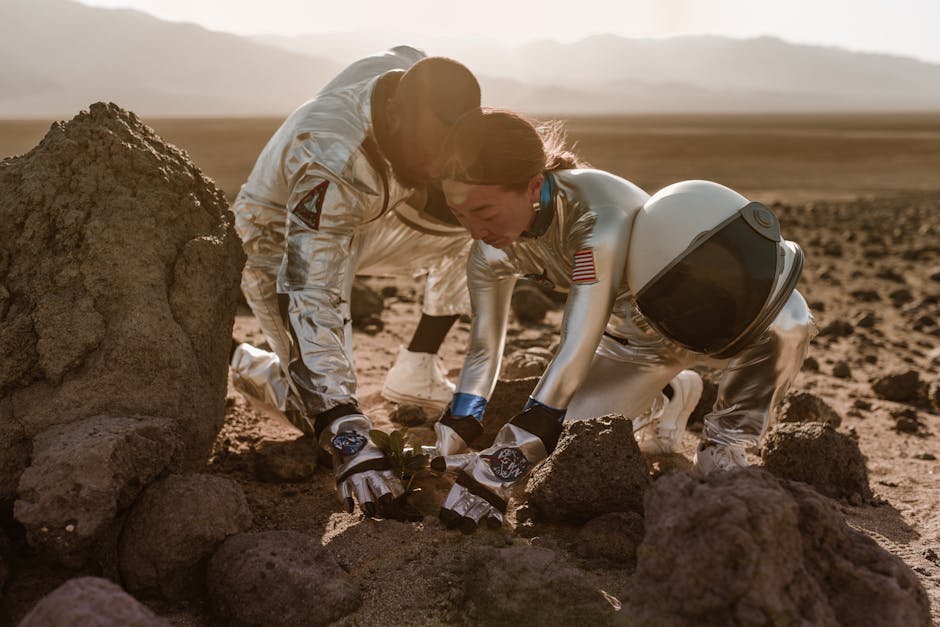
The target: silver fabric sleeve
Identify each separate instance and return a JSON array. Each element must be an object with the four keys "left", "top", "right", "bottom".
[
  {"left": 455, "top": 242, "right": 517, "bottom": 400},
  {"left": 530, "top": 206, "right": 634, "bottom": 409}
]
